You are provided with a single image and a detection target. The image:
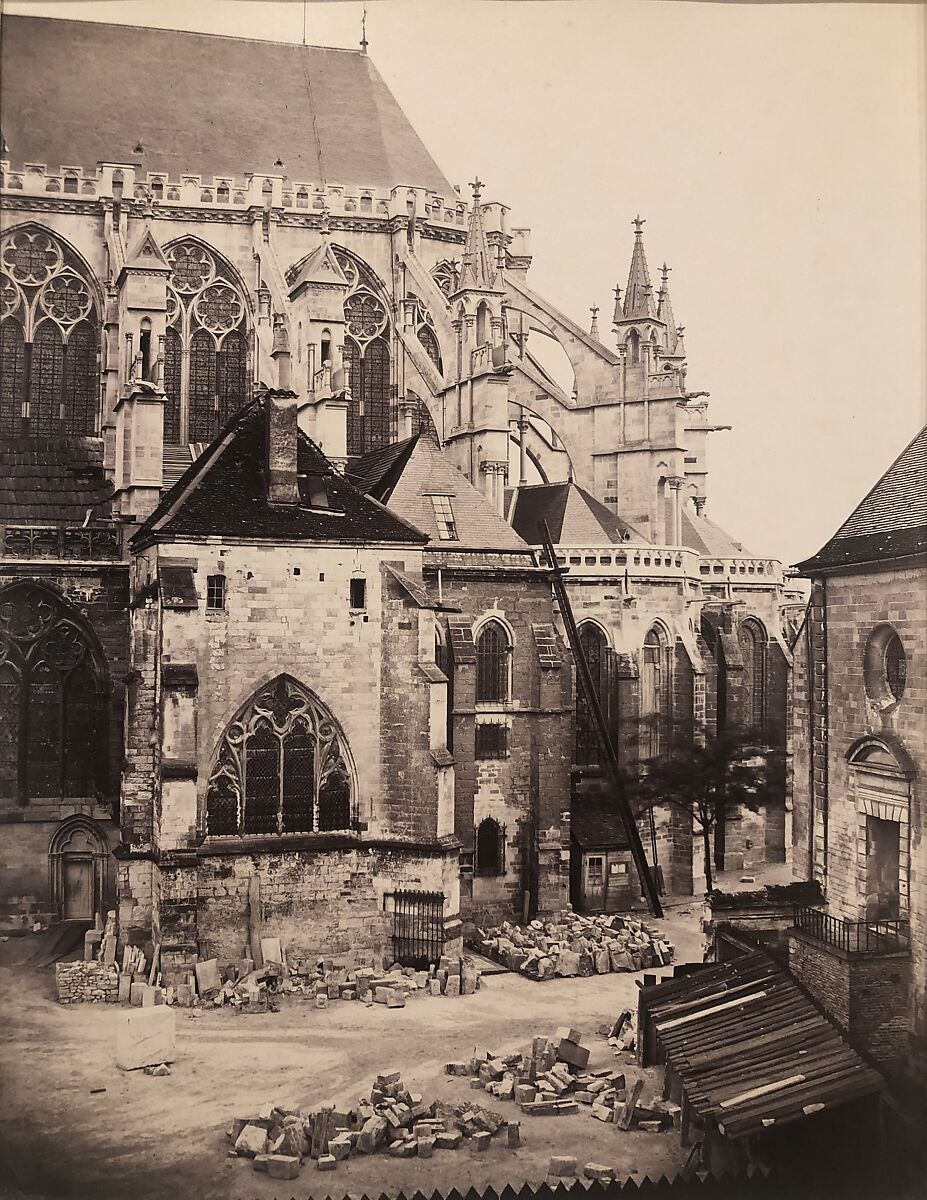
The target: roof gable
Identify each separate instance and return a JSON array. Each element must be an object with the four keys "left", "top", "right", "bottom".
[
  {"left": 133, "top": 400, "right": 426, "bottom": 547},
  {"left": 1, "top": 16, "right": 455, "bottom": 195},
  {"left": 796, "top": 424, "right": 927, "bottom": 572},
  {"left": 510, "top": 482, "right": 642, "bottom": 546},
  {"left": 289, "top": 241, "right": 350, "bottom": 294},
  {"left": 357, "top": 436, "right": 532, "bottom": 553}
]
